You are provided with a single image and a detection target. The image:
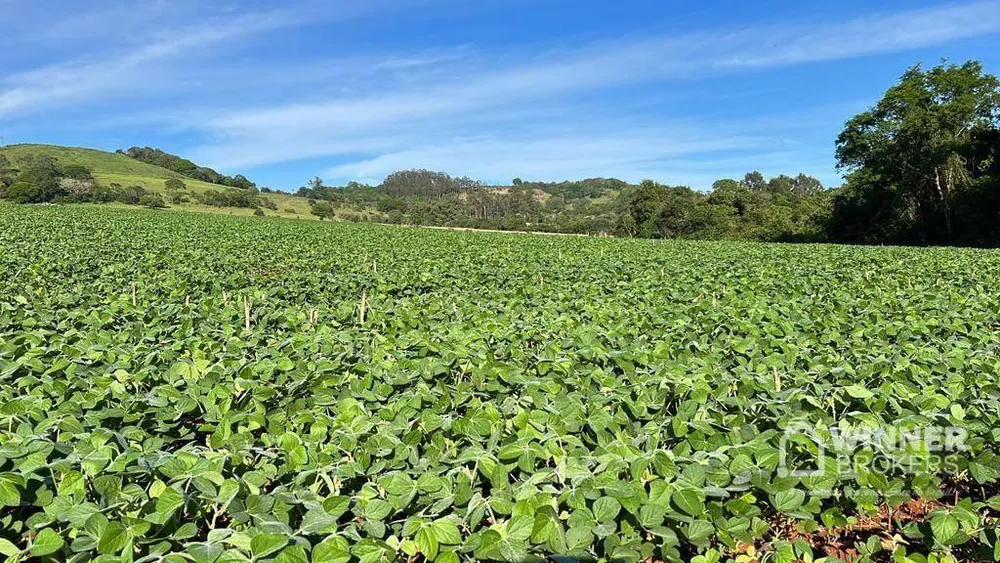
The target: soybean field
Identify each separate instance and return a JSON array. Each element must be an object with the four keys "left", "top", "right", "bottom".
[{"left": 2, "top": 203, "right": 1000, "bottom": 563}]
